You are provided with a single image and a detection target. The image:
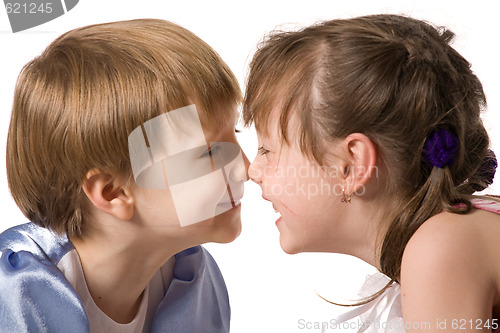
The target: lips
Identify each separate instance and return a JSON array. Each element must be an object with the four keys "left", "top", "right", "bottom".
[
  {"left": 232, "top": 198, "right": 242, "bottom": 207},
  {"left": 263, "top": 195, "right": 280, "bottom": 213},
  {"left": 216, "top": 201, "right": 241, "bottom": 214},
  {"left": 261, "top": 196, "right": 283, "bottom": 226},
  {"left": 218, "top": 196, "right": 241, "bottom": 206},
  {"left": 218, "top": 192, "right": 242, "bottom": 208}
]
